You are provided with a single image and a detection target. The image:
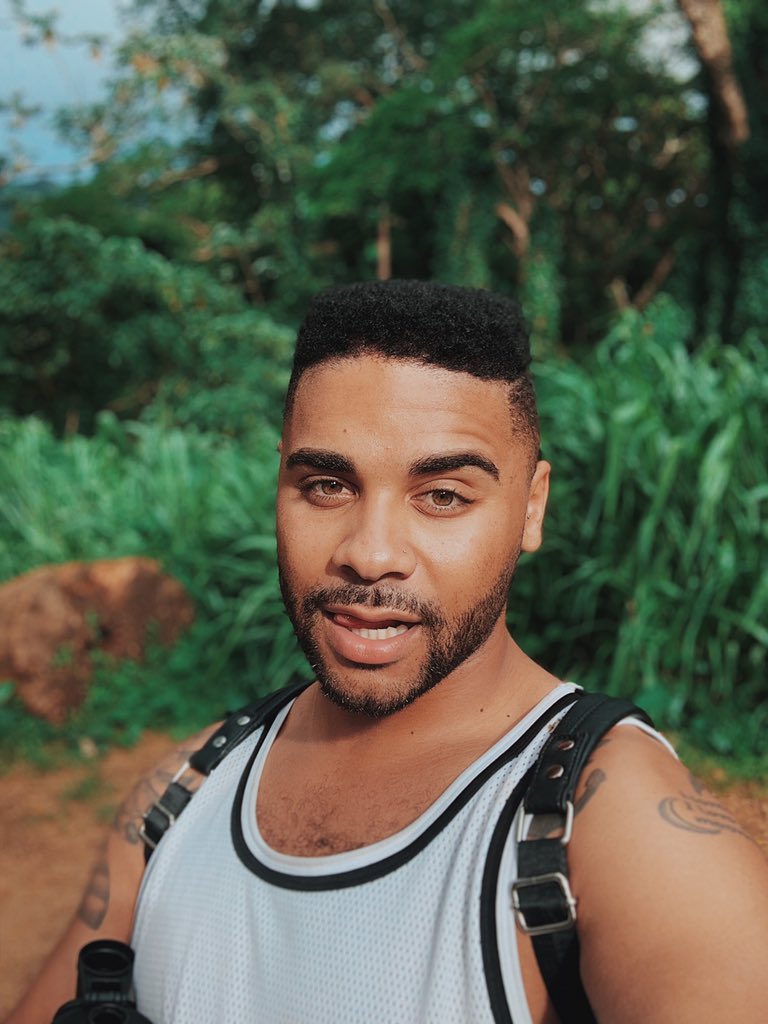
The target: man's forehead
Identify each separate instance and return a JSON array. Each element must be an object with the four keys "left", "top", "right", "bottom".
[
  {"left": 283, "top": 354, "right": 519, "bottom": 456},
  {"left": 290, "top": 353, "right": 510, "bottom": 405}
]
